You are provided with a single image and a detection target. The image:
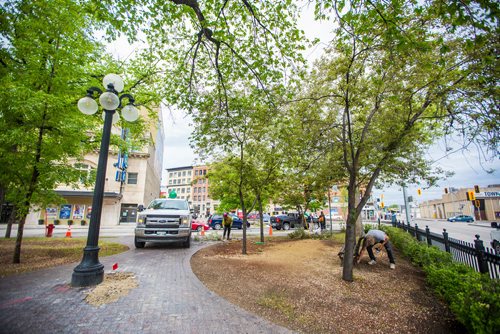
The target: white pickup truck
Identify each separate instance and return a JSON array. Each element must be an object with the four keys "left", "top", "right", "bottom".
[{"left": 134, "top": 198, "right": 192, "bottom": 248}]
